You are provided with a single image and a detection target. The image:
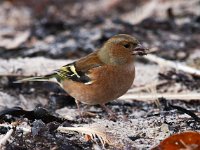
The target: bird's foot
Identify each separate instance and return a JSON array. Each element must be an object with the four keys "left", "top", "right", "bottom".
[
  {"left": 107, "top": 113, "right": 117, "bottom": 121},
  {"left": 82, "top": 111, "right": 97, "bottom": 118},
  {"left": 100, "top": 104, "right": 118, "bottom": 121}
]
